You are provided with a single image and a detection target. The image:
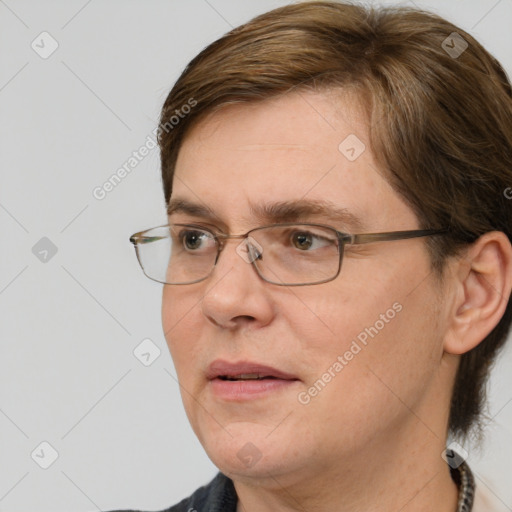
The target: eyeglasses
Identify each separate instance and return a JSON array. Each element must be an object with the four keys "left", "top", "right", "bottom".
[{"left": 129, "top": 223, "right": 447, "bottom": 286}]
